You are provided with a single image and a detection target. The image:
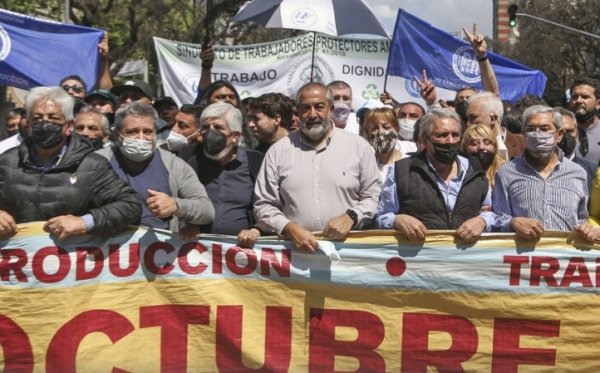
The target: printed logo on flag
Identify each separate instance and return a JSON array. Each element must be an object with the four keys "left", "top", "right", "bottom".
[
  {"left": 0, "top": 25, "right": 11, "bottom": 62},
  {"left": 286, "top": 56, "right": 334, "bottom": 96},
  {"left": 405, "top": 79, "right": 421, "bottom": 98},
  {"left": 292, "top": 8, "right": 318, "bottom": 28},
  {"left": 452, "top": 46, "right": 481, "bottom": 84}
]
